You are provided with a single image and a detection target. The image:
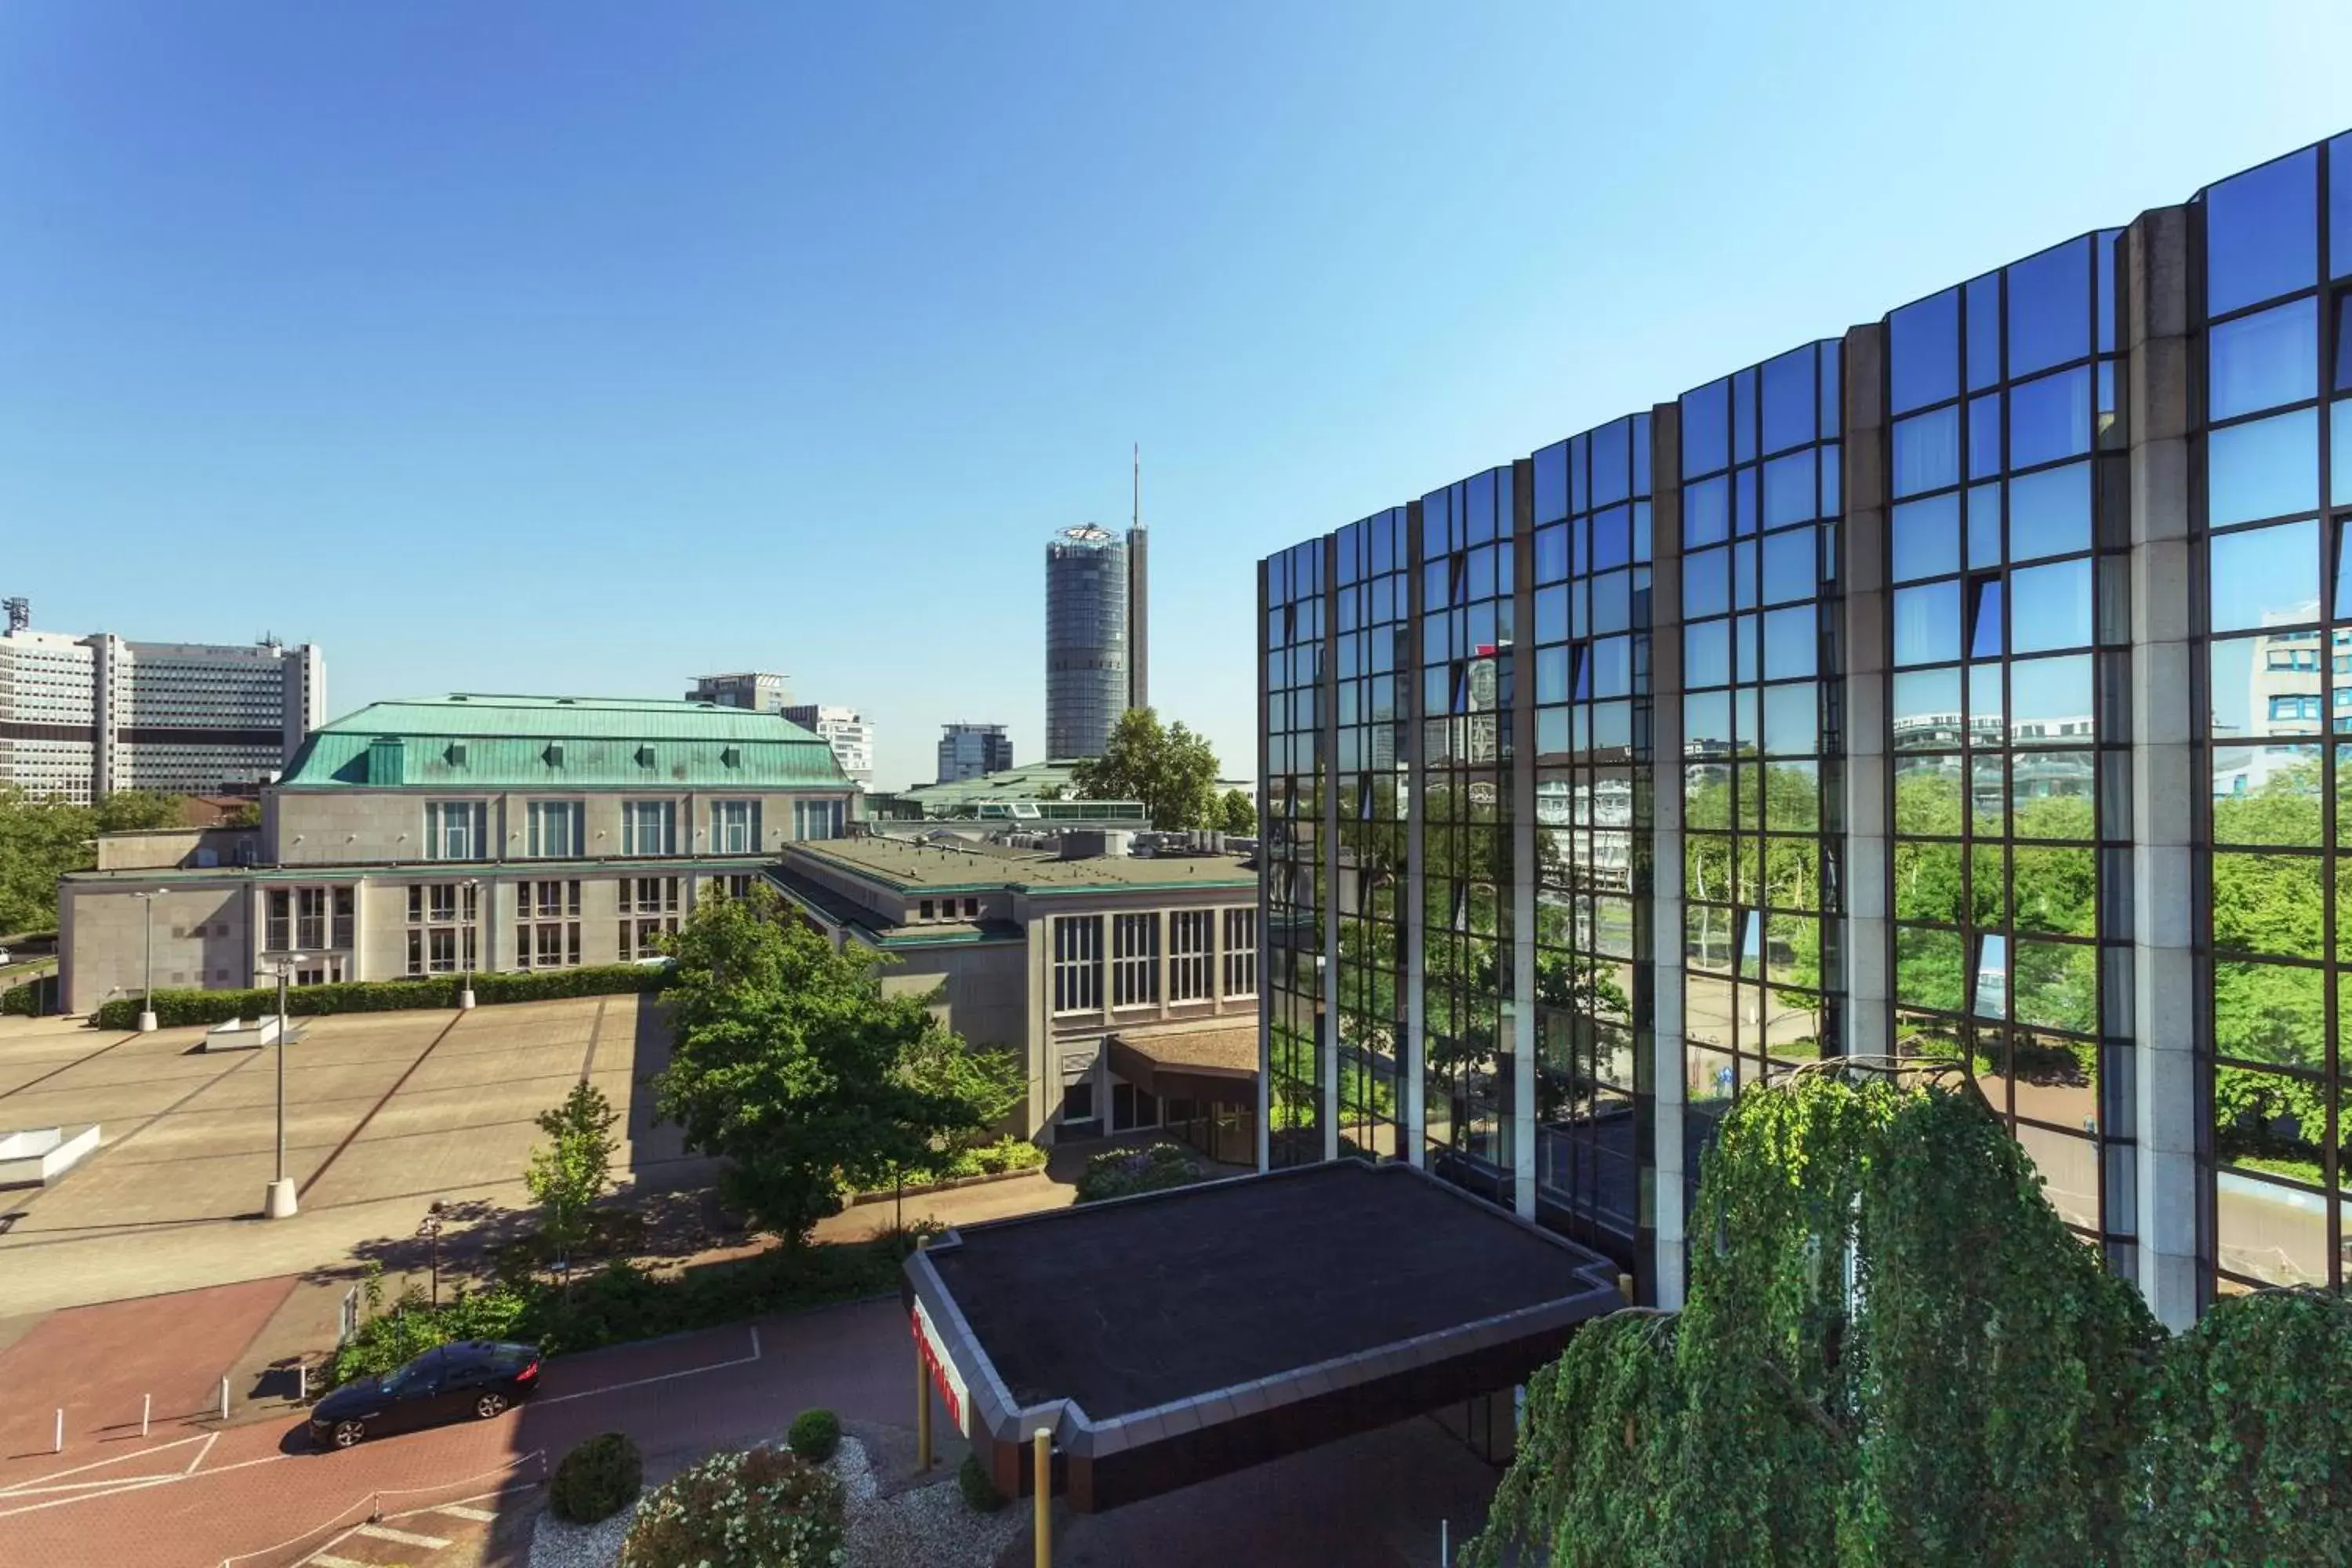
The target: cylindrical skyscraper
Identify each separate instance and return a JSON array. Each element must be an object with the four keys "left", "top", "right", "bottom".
[{"left": 1045, "top": 524, "right": 1130, "bottom": 760}]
